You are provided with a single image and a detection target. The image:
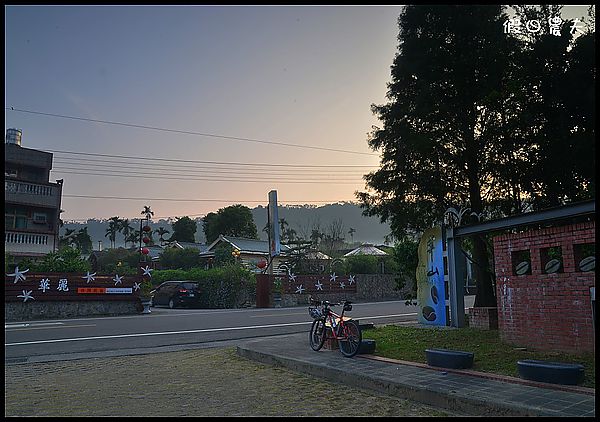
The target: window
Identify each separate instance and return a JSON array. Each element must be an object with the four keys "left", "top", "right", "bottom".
[
  {"left": 540, "top": 246, "right": 563, "bottom": 274},
  {"left": 511, "top": 250, "right": 532, "bottom": 275},
  {"left": 574, "top": 243, "right": 595, "bottom": 272},
  {"left": 33, "top": 212, "right": 47, "bottom": 224}
]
